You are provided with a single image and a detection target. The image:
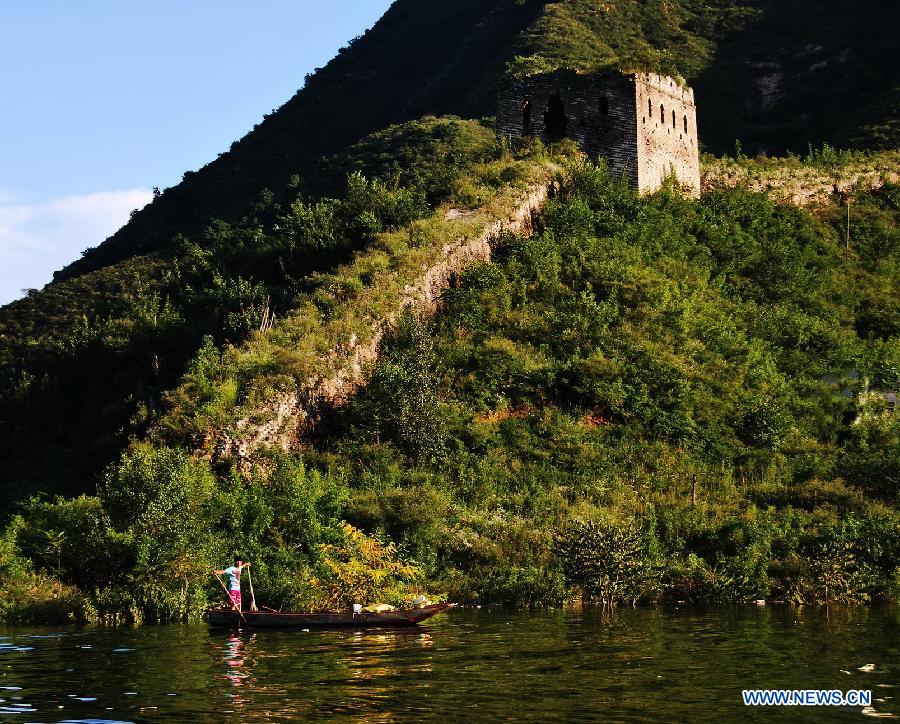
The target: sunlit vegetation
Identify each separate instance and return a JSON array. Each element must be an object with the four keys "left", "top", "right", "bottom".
[{"left": 4, "top": 152, "right": 899, "bottom": 622}]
